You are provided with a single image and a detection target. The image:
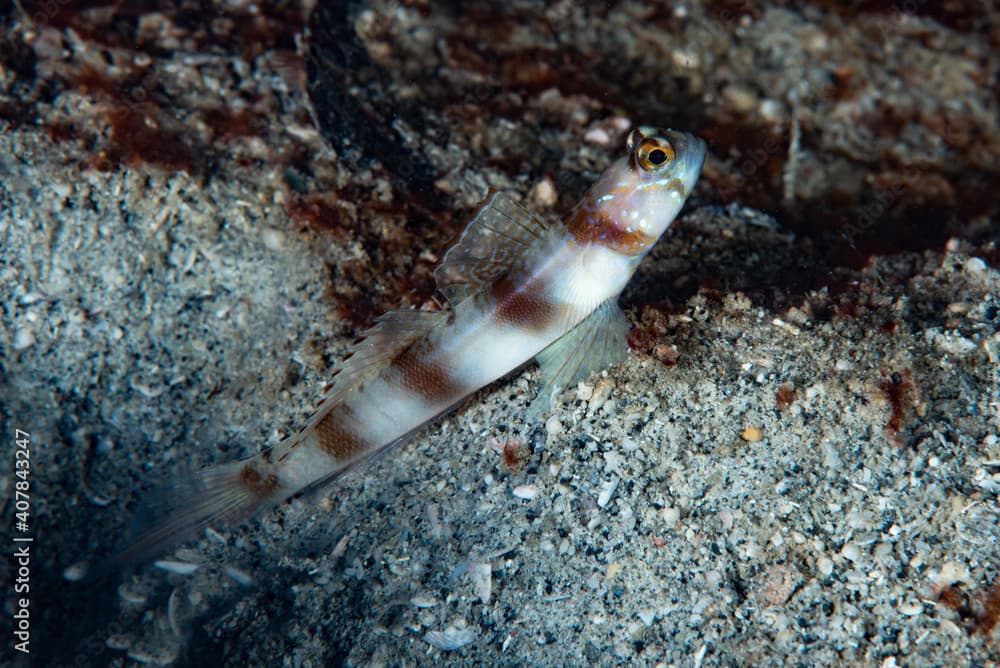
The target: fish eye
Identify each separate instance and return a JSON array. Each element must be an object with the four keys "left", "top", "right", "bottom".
[{"left": 636, "top": 137, "right": 676, "bottom": 171}]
